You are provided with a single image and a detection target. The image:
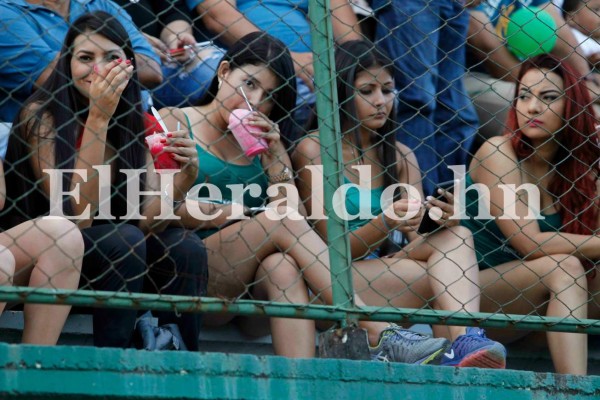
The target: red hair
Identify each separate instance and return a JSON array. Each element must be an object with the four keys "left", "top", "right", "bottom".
[{"left": 505, "top": 55, "right": 599, "bottom": 271}]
